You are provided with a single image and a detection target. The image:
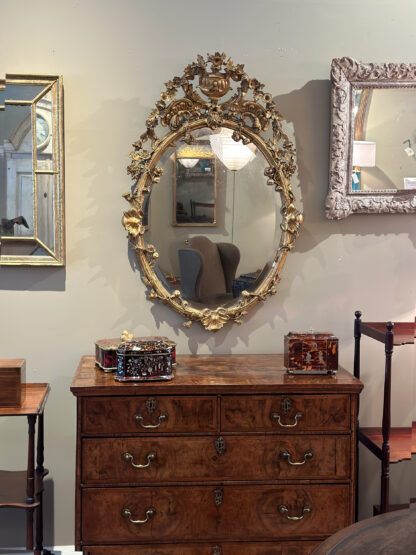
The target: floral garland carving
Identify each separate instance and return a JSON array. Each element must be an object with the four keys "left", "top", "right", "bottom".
[
  {"left": 123, "top": 53, "right": 302, "bottom": 330},
  {"left": 326, "top": 57, "right": 416, "bottom": 219}
]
